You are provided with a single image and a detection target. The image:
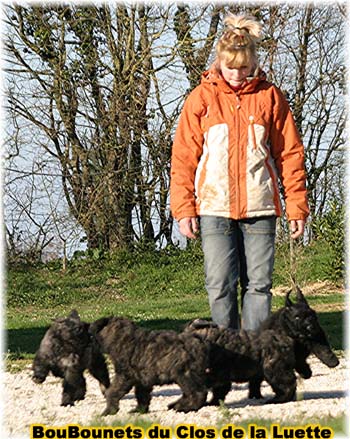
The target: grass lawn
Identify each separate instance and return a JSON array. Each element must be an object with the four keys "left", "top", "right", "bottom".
[{"left": 4, "top": 240, "right": 345, "bottom": 362}]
